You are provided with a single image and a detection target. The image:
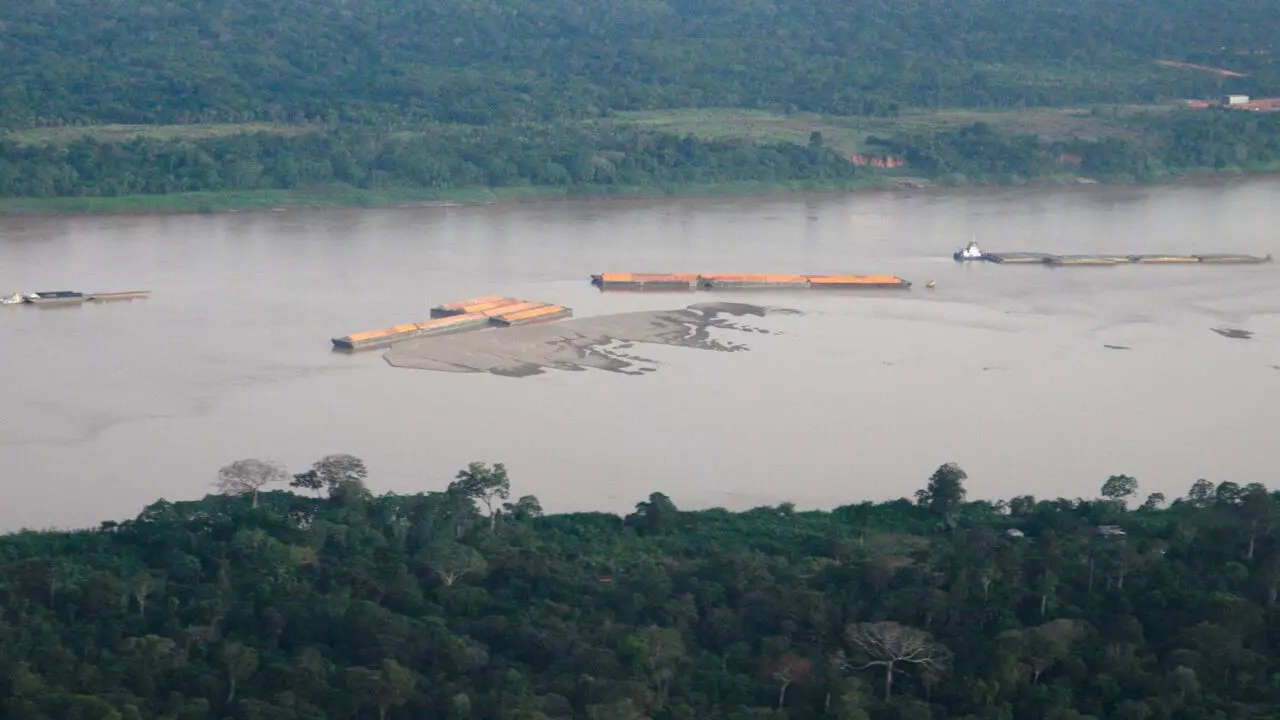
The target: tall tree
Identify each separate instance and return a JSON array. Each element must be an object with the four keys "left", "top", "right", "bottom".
[
  {"left": 844, "top": 621, "right": 950, "bottom": 700},
  {"left": 448, "top": 462, "right": 510, "bottom": 532},
  {"left": 502, "top": 495, "right": 544, "bottom": 522},
  {"left": 1187, "top": 479, "right": 1215, "bottom": 508},
  {"left": 1214, "top": 481, "right": 1245, "bottom": 507},
  {"left": 215, "top": 459, "right": 287, "bottom": 508},
  {"left": 628, "top": 492, "right": 680, "bottom": 535},
  {"left": 314, "top": 454, "right": 369, "bottom": 495},
  {"left": 289, "top": 469, "right": 324, "bottom": 496},
  {"left": 291, "top": 454, "right": 368, "bottom": 497},
  {"left": 1238, "top": 484, "right": 1274, "bottom": 559},
  {"left": 766, "top": 652, "right": 814, "bottom": 709},
  {"left": 131, "top": 572, "right": 164, "bottom": 616},
  {"left": 219, "top": 641, "right": 259, "bottom": 702},
  {"left": 1139, "top": 493, "right": 1166, "bottom": 512},
  {"left": 423, "top": 542, "right": 488, "bottom": 587},
  {"left": 1101, "top": 475, "right": 1139, "bottom": 507},
  {"left": 916, "top": 463, "right": 968, "bottom": 530}
]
